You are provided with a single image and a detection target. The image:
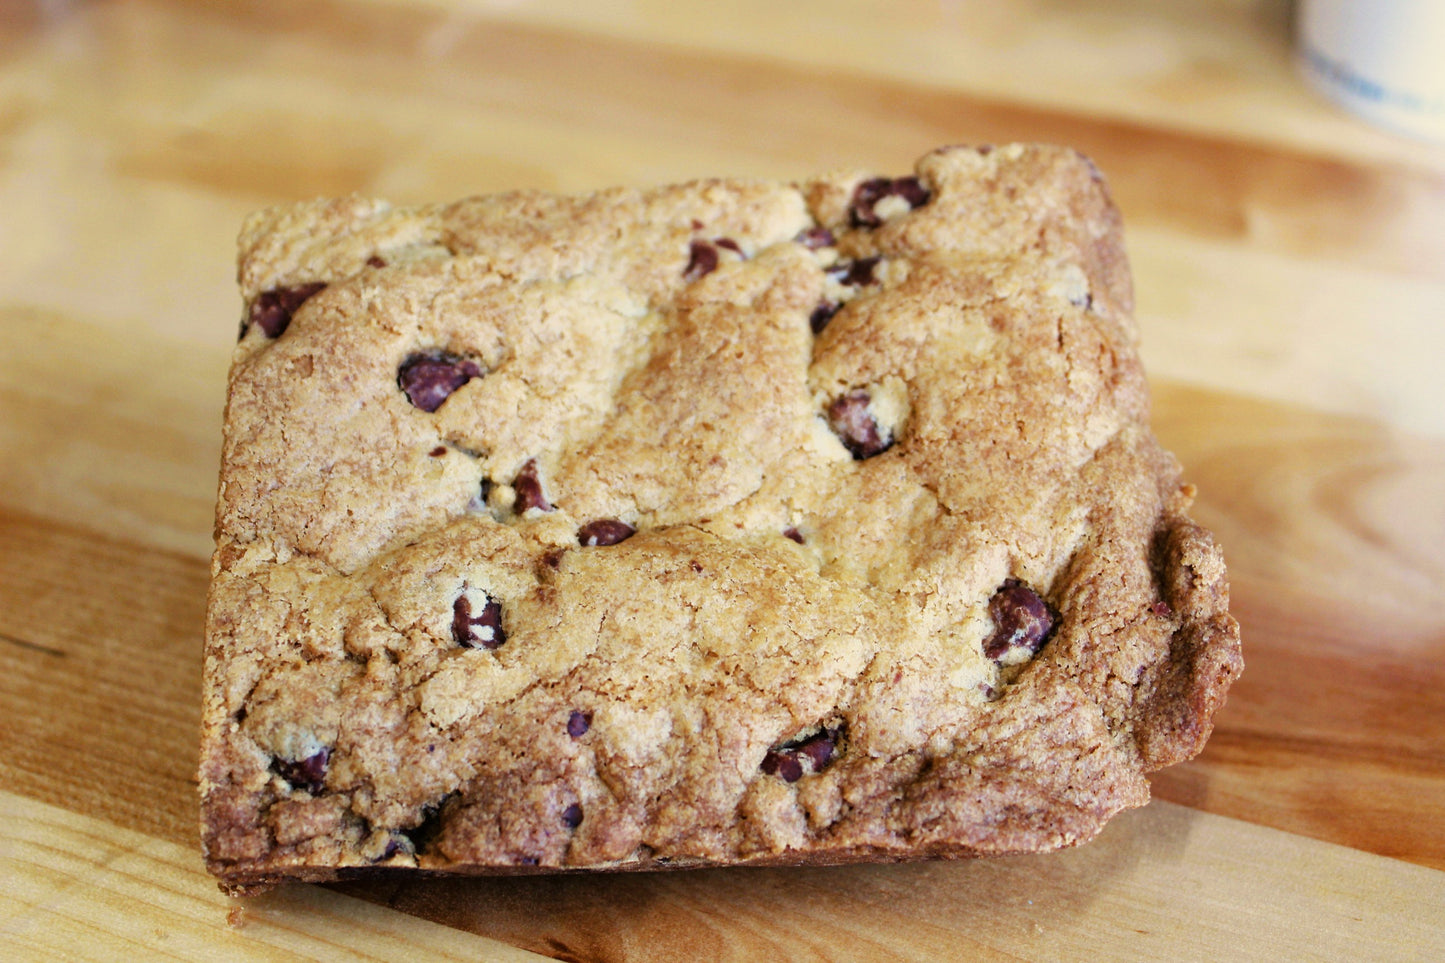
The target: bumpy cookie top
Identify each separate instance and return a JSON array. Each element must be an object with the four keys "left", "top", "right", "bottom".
[{"left": 201, "top": 145, "right": 1241, "bottom": 890}]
